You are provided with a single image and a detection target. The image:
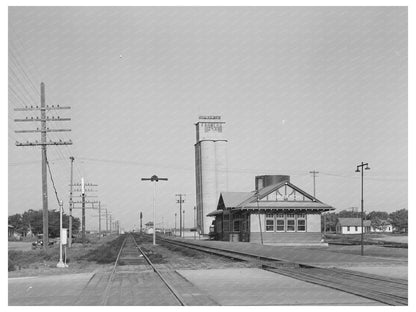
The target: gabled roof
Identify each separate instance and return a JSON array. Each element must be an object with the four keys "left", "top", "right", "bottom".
[
  {"left": 220, "top": 192, "right": 254, "bottom": 208},
  {"left": 337, "top": 218, "right": 371, "bottom": 227},
  {"left": 207, "top": 180, "right": 335, "bottom": 216},
  {"left": 237, "top": 181, "right": 322, "bottom": 209}
]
